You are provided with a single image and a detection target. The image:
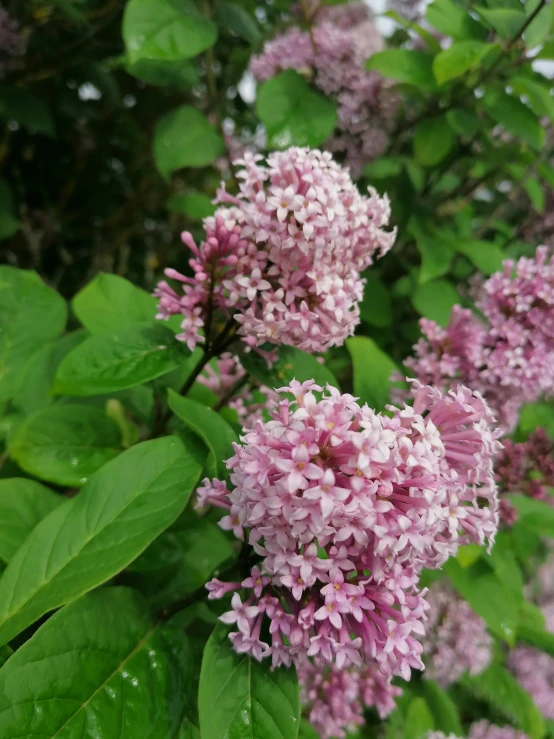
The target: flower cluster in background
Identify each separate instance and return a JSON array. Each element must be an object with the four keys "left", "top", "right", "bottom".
[
  {"left": 421, "top": 583, "right": 492, "bottom": 686},
  {"left": 429, "top": 724, "right": 530, "bottom": 739},
  {"left": 249, "top": 3, "right": 399, "bottom": 175},
  {"left": 401, "top": 248, "right": 554, "bottom": 431},
  {"left": 201, "top": 379, "right": 500, "bottom": 691},
  {"left": 495, "top": 429, "right": 554, "bottom": 524},
  {"left": 299, "top": 659, "right": 402, "bottom": 739},
  {"left": 155, "top": 147, "right": 395, "bottom": 353},
  {"left": 0, "top": 5, "right": 25, "bottom": 78}
]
